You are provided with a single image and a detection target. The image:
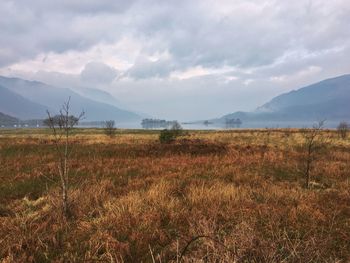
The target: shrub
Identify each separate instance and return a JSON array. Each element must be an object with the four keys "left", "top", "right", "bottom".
[
  {"left": 159, "top": 121, "right": 183, "bottom": 143},
  {"left": 159, "top": 129, "right": 176, "bottom": 143},
  {"left": 301, "top": 120, "right": 327, "bottom": 189},
  {"left": 104, "top": 120, "right": 117, "bottom": 138},
  {"left": 337, "top": 121, "right": 349, "bottom": 139}
]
